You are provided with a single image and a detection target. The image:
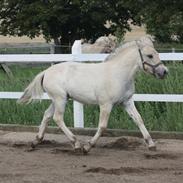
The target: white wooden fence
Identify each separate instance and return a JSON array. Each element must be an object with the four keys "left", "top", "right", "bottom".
[{"left": 0, "top": 40, "right": 183, "bottom": 128}]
